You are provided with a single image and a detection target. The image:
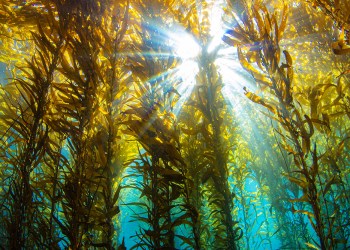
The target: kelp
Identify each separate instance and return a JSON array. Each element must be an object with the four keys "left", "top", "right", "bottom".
[
  {"left": 0, "top": 1, "right": 66, "bottom": 248},
  {"left": 307, "top": 0, "right": 350, "bottom": 54},
  {"left": 124, "top": 1, "right": 187, "bottom": 248},
  {"left": 0, "top": 0, "right": 349, "bottom": 249},
  {"left": 83, "top": 2, "right": 130, "bottom": 249},
  {"left": 179, "top": 106, "right": 209, "bottom": 249},
  {"left": 177, "top": 1, "right": 243, "bottom": 248},
  {"left": 48, "top": 1, "right": 130, "bottom": 248},
  {"left": 223, "top": 1, "right": 349, "bottom": 249},
  {"left": 0, "top": 0, "right": 131, "bottom": 248},
  {"left": 187, "top": 55, "right": 241, "bottom": 249}
]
